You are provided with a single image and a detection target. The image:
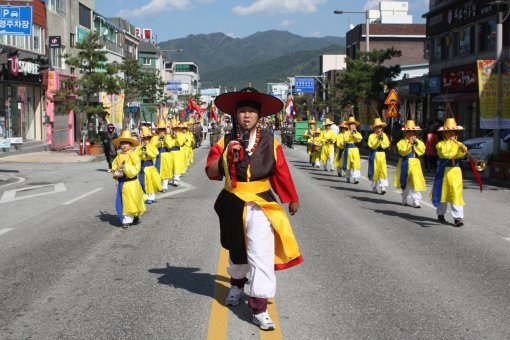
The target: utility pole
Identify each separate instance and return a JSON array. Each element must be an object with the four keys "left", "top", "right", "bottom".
[{"left": 493, "top": 1, "right": 507, "bottom": 157}]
